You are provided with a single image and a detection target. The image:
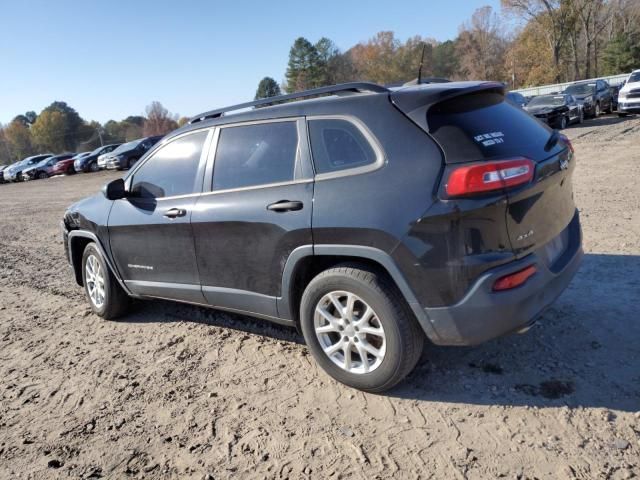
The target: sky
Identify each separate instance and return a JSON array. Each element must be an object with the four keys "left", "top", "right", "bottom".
[{"left": 0, "top": 0, "right": 501, "bottom": 124}]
